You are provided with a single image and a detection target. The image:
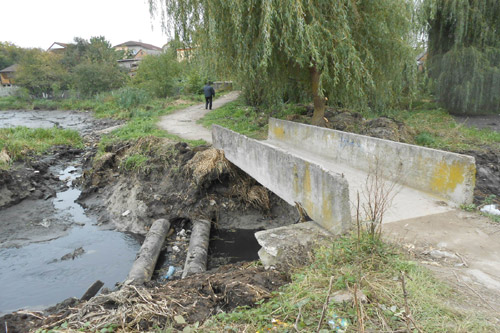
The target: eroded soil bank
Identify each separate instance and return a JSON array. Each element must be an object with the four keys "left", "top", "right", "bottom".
[{"left": 0, "top": 133, "right": 298, "bottom": 332}]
